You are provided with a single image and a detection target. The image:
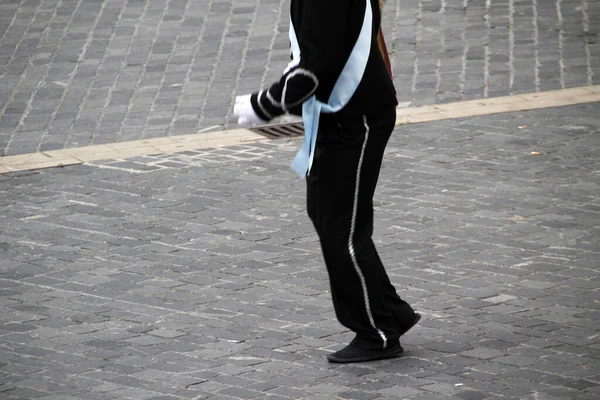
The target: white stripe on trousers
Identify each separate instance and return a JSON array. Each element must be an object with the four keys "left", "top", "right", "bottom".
[{"left": 348, "top": 115, "right": 388, "bottom": 349}]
